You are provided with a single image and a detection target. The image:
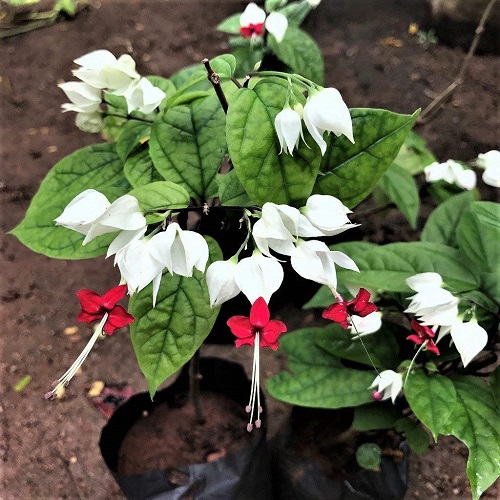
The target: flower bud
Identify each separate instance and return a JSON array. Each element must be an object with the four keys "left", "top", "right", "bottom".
[{"left": 274, "top": 107, "right": 303, "bottom": 155}]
